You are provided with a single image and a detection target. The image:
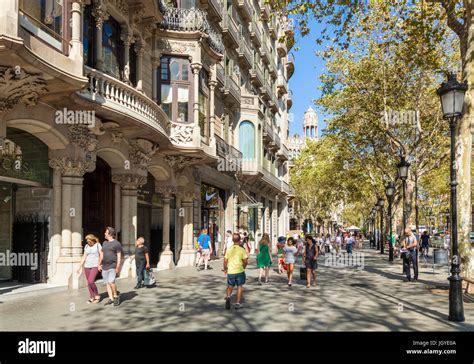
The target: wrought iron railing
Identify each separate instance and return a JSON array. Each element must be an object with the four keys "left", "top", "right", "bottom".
[
  {"left": 216, "top": 63, "right": 225, "bottom": 85},
  {"left": 225, "top": 75, "right": 241, "bottom": 102},
  {"left": 238, "top": 38, "right": 253, "bottom": 66},
  {"left": 159, "top": 7, "right": 224, "bottom": 54},
  {"left": 250, "top": 20, "right": 262, "bottom": 46},
  {"left": 216, "top": 135, "right": 242, "bottom": 171}
]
